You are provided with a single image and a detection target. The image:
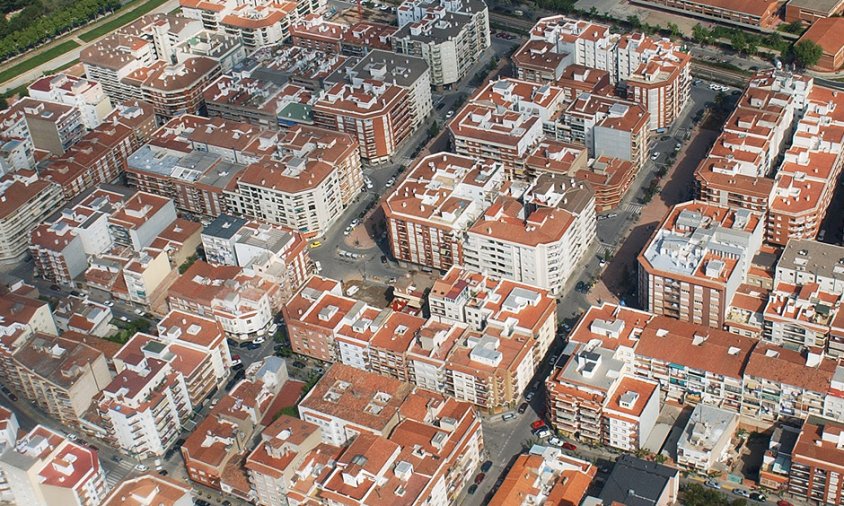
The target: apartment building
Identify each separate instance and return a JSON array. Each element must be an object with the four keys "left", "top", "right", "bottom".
[
  {"left": 225, "top": 126, "right": 362, "bottom": 237},
  {"left": 634, "top": 316, "right": 755, "bottom": 412},
  {"left": 741, "top": 343, "right": 836, "bottom": 425},
  {"left": 107, "top": 191, "right": 177, "bottom": 252},
  {"left": 768, "top": 86, "right": 844, "bottom": 245},
  {"left": 27, "top": 74, "right": 113, "bottom": 129},
  {"left": 126, "top": 147, "right": 245, "bottom": 220},
  {"left": 180, "top": 0, "right": 321, "bottom": 48},
  {"left": 776, "top": 240, "right": 844, "bottom": 295},
  {"left": 463, "top": 176, "right": 596, "bottom": 295},
  {"left": 0, "top": 285, "right": 59, "bottom": 336},
  {"left": 629, "top": 0, "right": 782, "bottom": 28},
  {"left": 286, "top": 380, "right": 483, "bottom": 505},
  {"left": 40, "top": 123, "right": 137, "bottom": 202},
  {"left": 561, "top": 93, "right": 650, "bottom": 170},
  {"left": 203, "top": 74, "right": 318, "bottom": 129},
  {"left": 156, "top": 310, "right": 233, "bottom": 395},
  {"left": 98, "top": 337, "right": 192, "bottom": 458},
  {"left": 556, "top": 65, "right": 613, "bottom": 103},
  {"left": 103, "top": 475, "right": 193, "bottom": 506},
  {"left": 200, "top": 217, "right": 311, "bottom": 301},
  {"left": 4, "top": 334, "right": 112, "bottom": 428},
  {"left": 286, "top": 267, "right": 556, "bottom": 412},
  {"left": 546, "top": 342, "right": 658, "bottom": 450},
  {"left": 763, "top": 281, "right": 842, "bottom": 354},
  {"left": 490, "top": 448, "right": 595, "bottom": 506},
  {"left": 341, "top": 21, "right": 398, "bottom": 56},
  {"left": 0, "top": 425, "right": 107, "bottom": 506},
  {"left": 328, "top": 49, "right": 433, "bottom": 130},
  {"left": 676, "top": 403, "right": 738, "bottom": 471},
  {"left": 788, "top": 415, "right": 844, "bottom": 505},
  {"left": 168, "top": 260, "right": 281, "bottom": 340},
  {"left": 448, "top": 104, "right": 543, "bottom": 180},
  {"left": 429, "top": 267, "right": 558, "bottom": 405},
  {"left": 245, "top": 415, "right": 323, "bottom": 506},
  {"left": 12, "top": 98, "right": 84, "bottom": 156},
  {"left": 622, "top": 34, "right": 691, "bottom": 131},
  {"left": 299, "top": 362, "right": 410, "bottom": 447},
  {"left": 181, "top": 357, "right": 288, "bottom": 496},
  {"left": 253, "top": 44, "right": 351, "bottom": 92},
  {"left": 393, "top": 0, "right": 489, "bottom": 87},
  {"left": 290, "top": 14, "right": 348, "bottom": 52},
  {"left": 638, "top": 201, "right": 764, "bottom": 328},
  {"left": 52, "top": 296, "right": 113, "bottom": 337},
  {"left": 383, "top": 153, "right": 504, "bottom": 271},
  {"left": 313, "top": 79, "right": 412, "bottom": 163},
  {"left": 81, "top": 14, "right": 232, "bottom": 116},
  {"left": 0, "top": 106, "right": 35, "bottom": 175}
]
